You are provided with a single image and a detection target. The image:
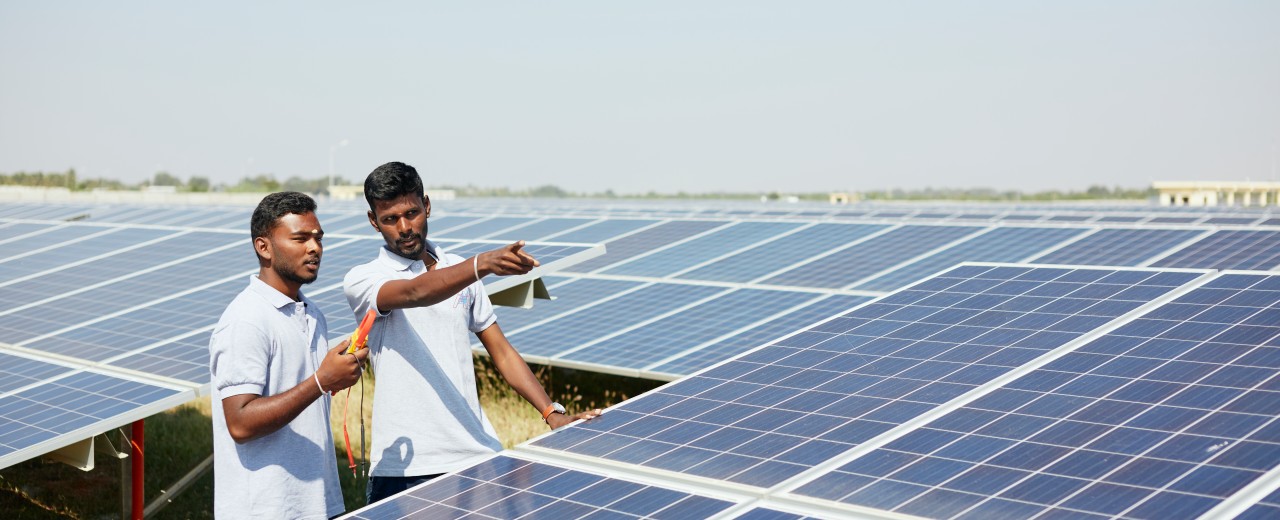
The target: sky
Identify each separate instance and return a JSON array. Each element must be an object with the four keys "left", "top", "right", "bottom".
[{"left": 1, "top": 2, "right": 1278, "bottom": 194}]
